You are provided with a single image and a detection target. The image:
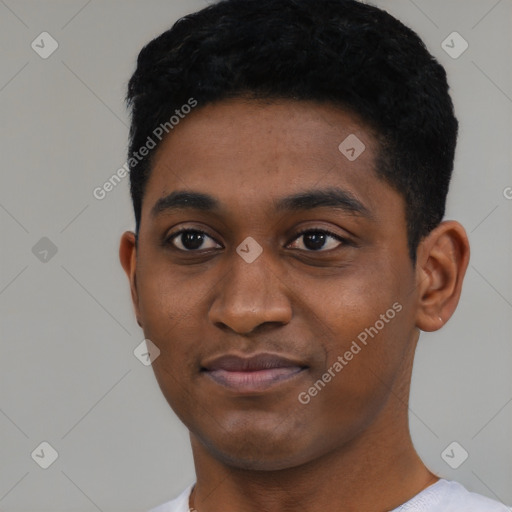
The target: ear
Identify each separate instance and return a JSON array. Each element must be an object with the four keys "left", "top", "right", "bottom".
[
  {"left": 119, "top": 231, "right": 143, "bottom": 328},
  {"left": 414, "top": 221, "right": 470, "bottom": 332}
]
